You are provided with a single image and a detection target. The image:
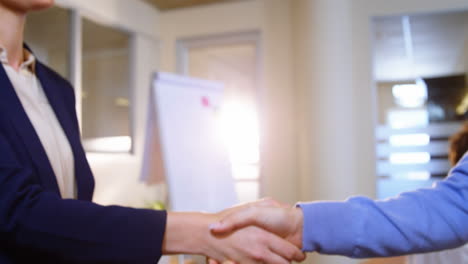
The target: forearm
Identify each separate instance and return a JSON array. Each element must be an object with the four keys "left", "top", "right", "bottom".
[
  {"left": 298, "top": 163, "right": 468, "bottom": 257},
  {"left": 1, "top": 189, "right": 166, "bottom": 263},
  {"left": 162, "top": 212, "right": 216, "bottom": 255}
]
